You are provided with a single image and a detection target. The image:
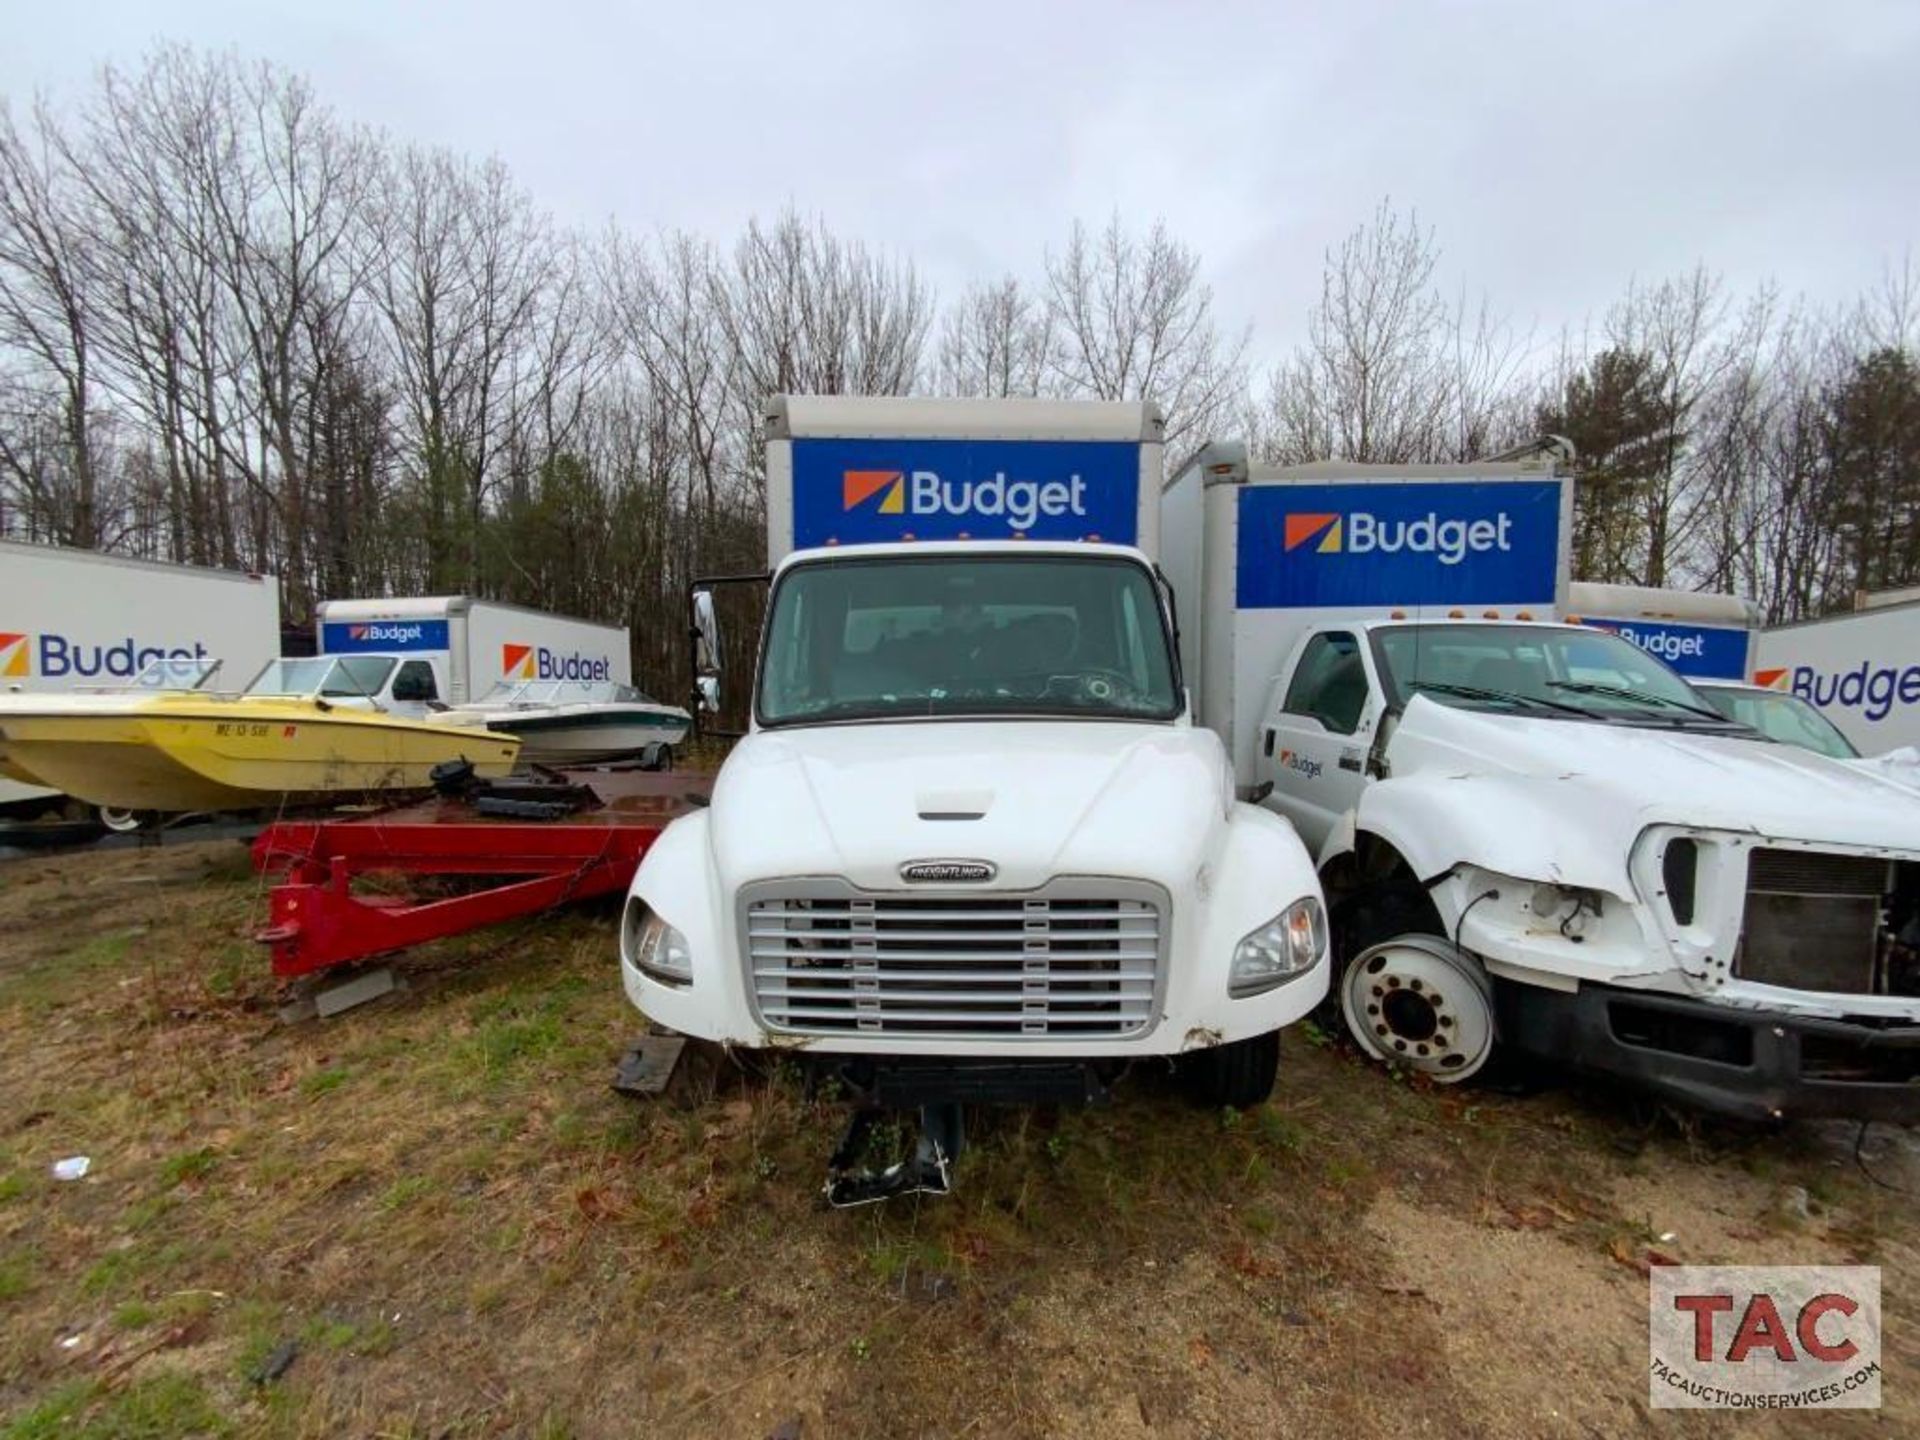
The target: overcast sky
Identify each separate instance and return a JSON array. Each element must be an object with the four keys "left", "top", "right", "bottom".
[{"left": 5, "top": 1, "right": 1918, "bottom": 364}]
